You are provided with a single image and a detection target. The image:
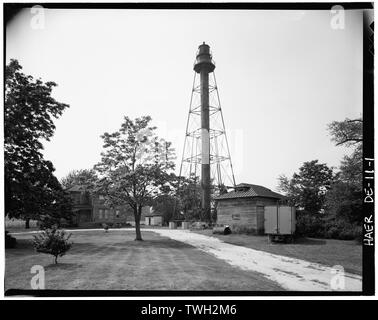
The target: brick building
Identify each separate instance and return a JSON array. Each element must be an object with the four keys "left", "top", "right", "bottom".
[{"left": 67, "top": 185, "right": 149, "bottom": 227}]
